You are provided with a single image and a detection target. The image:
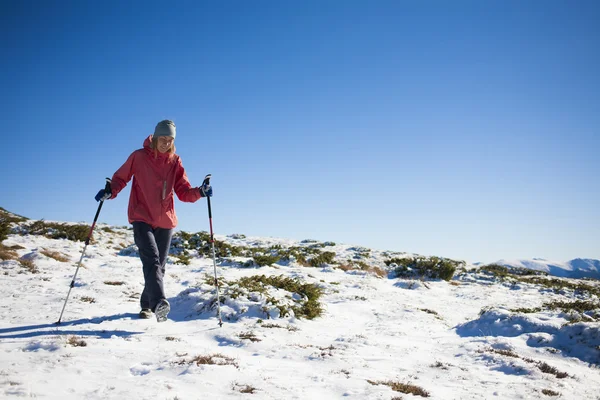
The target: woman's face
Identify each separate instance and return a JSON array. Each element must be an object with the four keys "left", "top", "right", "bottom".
[{"left": 157, "top": 136, "right": 174, "bottom": 153}]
